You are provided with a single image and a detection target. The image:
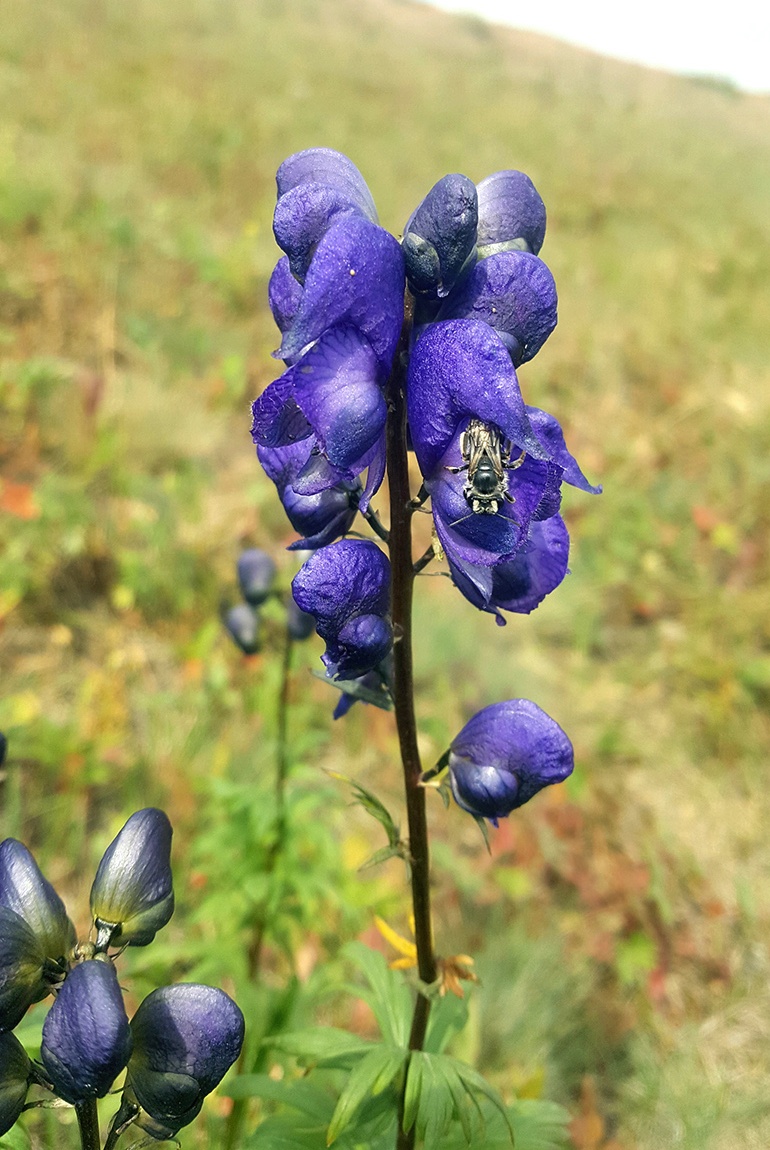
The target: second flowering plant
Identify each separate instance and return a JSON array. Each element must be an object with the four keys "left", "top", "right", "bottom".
[{"left": 245, "top": 148, "right": 599, "bottom": 1149}]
